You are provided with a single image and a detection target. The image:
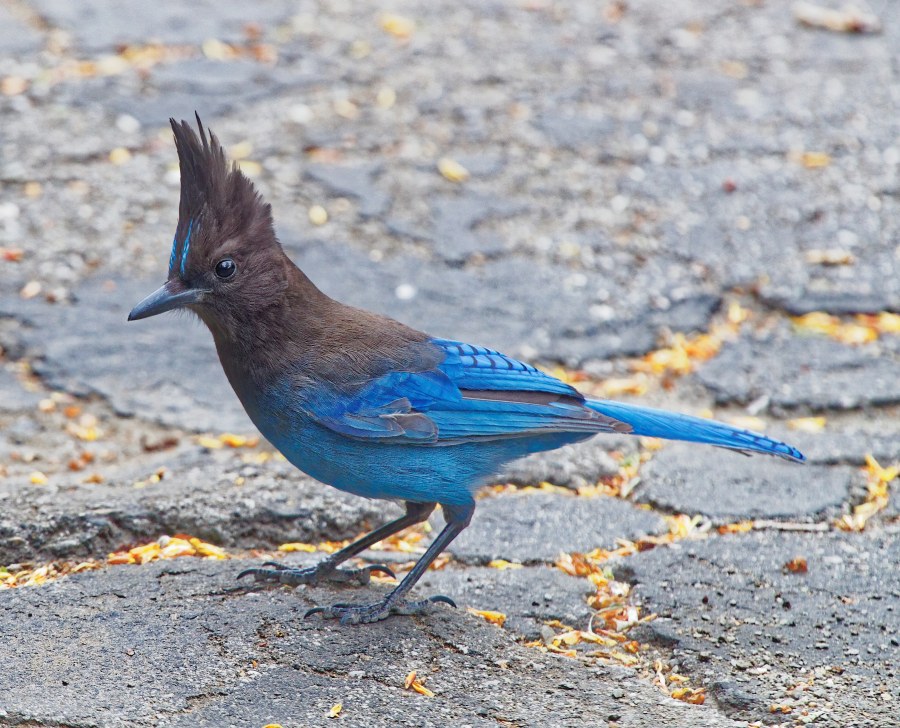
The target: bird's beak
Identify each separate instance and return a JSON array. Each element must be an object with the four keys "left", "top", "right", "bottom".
[{"left": 127, "top": 280, "right": 207, "bottom": 321}]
